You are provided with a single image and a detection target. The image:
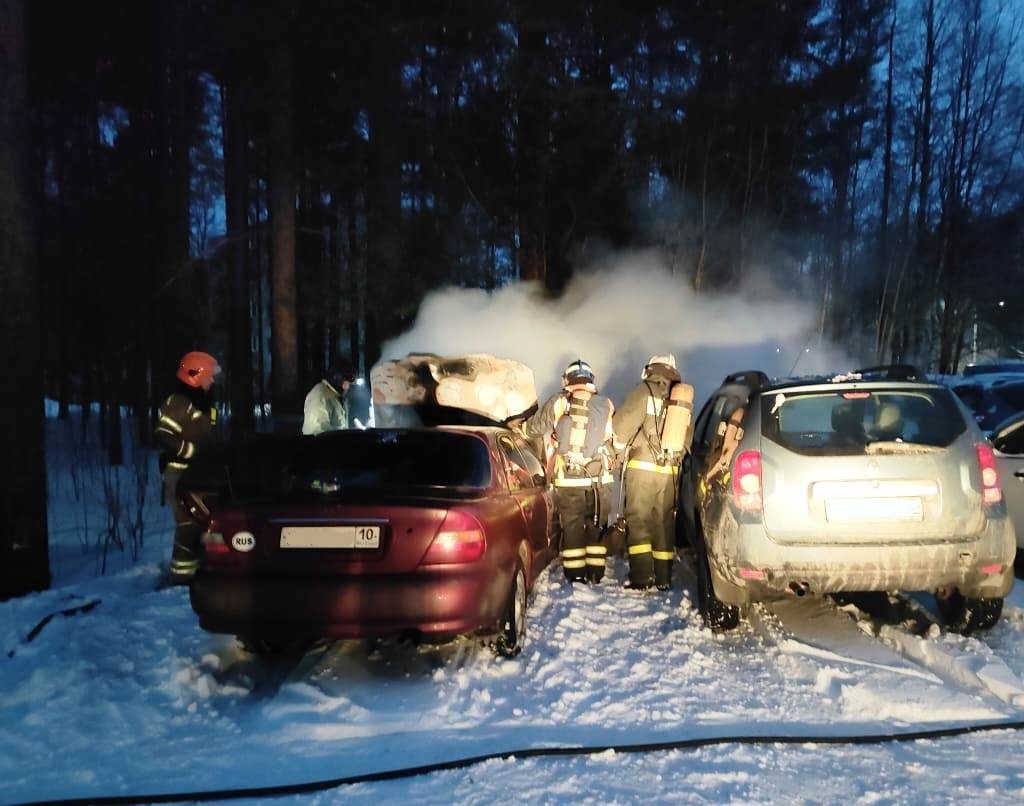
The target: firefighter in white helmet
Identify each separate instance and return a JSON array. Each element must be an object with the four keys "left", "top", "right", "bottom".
[
  {"left": 612, "top": 354, "right": 693, "bottom": 590},
  {"left": 523, "top": 359, "right": 616, "bottom": 583}
]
